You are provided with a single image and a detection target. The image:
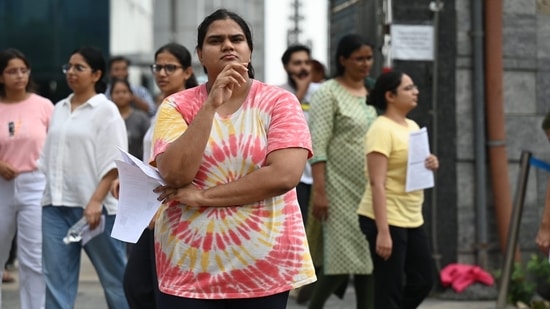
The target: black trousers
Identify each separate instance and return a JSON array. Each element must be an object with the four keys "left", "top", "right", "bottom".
[
  {"left": 296, "top": 182, "right": 311, "bottom": 226},
  {"left": 157, "top": 290, "right": 289, "bottom": 309},
  {"left": 359, "top": 216, "right": 434, "bottom": 309},
  {"left": 123, "top": 228, "right": 159, "bottom": 309},
  {"left": 5, "top": 235, "right": 16, "bottom": 267}
]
